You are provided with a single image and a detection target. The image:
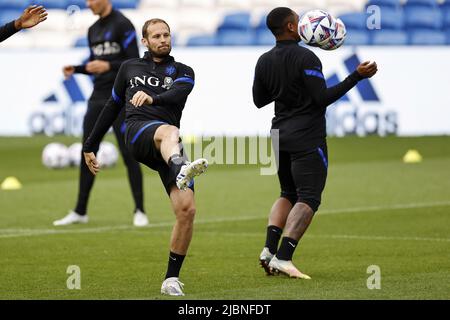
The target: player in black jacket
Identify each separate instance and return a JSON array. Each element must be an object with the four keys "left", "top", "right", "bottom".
[
  {"left": 82, "top": 19, "right": 208, "bottom": 296},
  {"left": 0, "top": 5, "right": 47, "bottom": 43},
  {"left": 54, "top": 0, "right": 148, "bottom": 227},
  {"left": 254, "top": 7, "right": 378, "bottom": 279}
]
